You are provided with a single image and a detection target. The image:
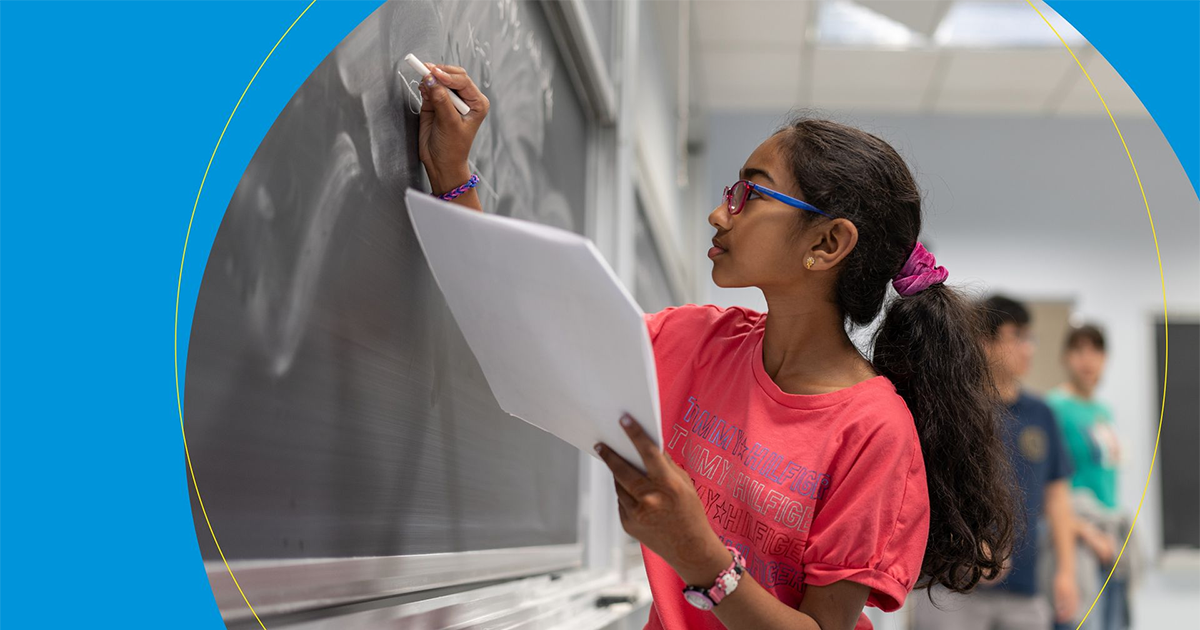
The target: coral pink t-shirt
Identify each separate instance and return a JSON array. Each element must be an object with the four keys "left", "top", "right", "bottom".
[{"left": 641, "top": 305, "right": 930, "bottom": 630}]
